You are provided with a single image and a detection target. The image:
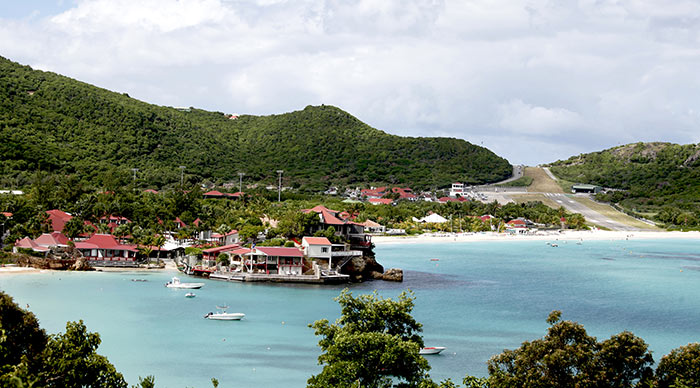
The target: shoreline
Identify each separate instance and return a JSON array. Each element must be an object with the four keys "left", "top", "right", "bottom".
[
  {"left": 0, "top": 265, "right": 177, "bottom": 275},
  {"left": 372, "top": 230, "right": 700, "bottom": 245}
]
